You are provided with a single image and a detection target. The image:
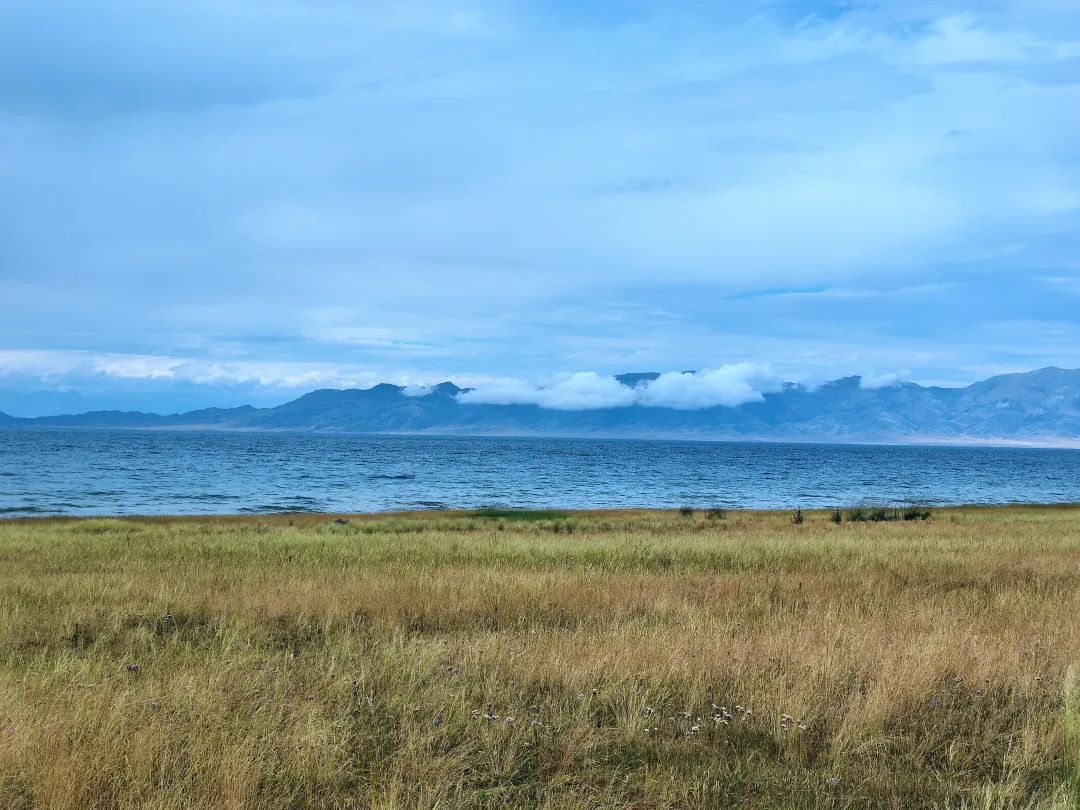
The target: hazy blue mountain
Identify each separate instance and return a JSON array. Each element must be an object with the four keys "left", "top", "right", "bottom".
[
  {"left": 0, "top": 389, "right": 97, "bottom": 418},
  {"left": 3, "top": 367, "right": 1080, "bottom": 445}
]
